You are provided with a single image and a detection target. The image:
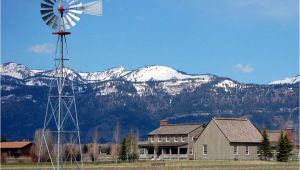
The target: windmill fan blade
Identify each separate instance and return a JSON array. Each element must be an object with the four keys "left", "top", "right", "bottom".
[
  {"left": 68, "top": 0, "right": 78, "bottom": 5},
  {"left": 66, "top": 15, "right": 76, "bottom": 27},
  {"left": 42, "top": 13, "right": 54, "bottom": 22},
  {"left": 50, "top": 16, "right": 58, "bottom": 29},
  {"left": 41, "top": 3, "right": 53, "bottom": 9},
  {"left": 52, "top": 17, "right": 61, "bottom": 29},
  {"left": 46, "top": 15, "right": 56, "bottom": 26},
  {"left": 69, "top": 9, "right": 83, "bottom": 14},
  {"left": 41, "top": 9, "right": 53, "bottom": 16},
  {"left": 67, "top": 12, "right": 80, "bottom": 21},
  {"left": 63, "top": 17, "right": 72, "bottom": 29},
  {"left": 82, "top": 0, "right": 102, "bottom": 16},
  {"left": 43, "top": 0, "right": 55, "bottom": 5},
  {"left": 69, "top": 2, "right": 83, "bottom": 9}
]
